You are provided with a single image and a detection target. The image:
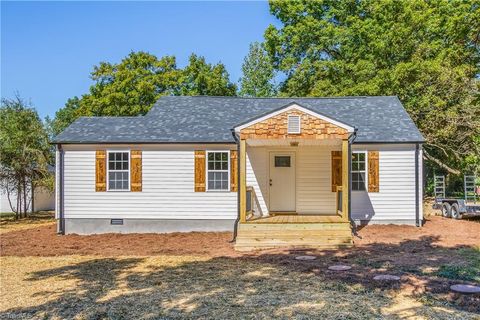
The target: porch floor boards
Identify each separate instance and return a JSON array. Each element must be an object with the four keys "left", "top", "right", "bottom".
[{"left": 246, "top": 214, "right": 344, "bottom": 224}]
